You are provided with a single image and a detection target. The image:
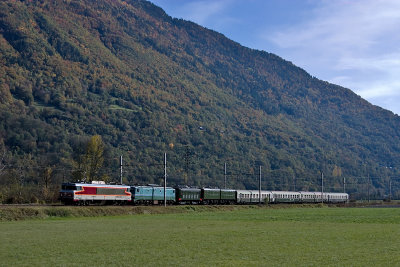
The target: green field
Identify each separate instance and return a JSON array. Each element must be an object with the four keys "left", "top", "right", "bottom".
[{"left": 1, "top": 207, "right": 399, "bottom": 266}]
